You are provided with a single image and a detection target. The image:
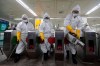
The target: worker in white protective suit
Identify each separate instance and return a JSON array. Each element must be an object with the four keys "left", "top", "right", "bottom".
[
  {"left": 39, "top": 13, "right": 53, "bottom": 61},
  {"left": 14, "top": 14, "right": 34, "bottom": 63},
  {"left": 64, "top": 5, "right": 85, "bottom": 64}
]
